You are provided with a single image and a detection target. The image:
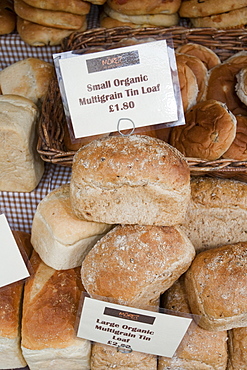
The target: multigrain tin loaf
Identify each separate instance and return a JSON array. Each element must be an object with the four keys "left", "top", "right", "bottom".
[{"left": 70, "top": 135, "right": 191, "bottom": 226}]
